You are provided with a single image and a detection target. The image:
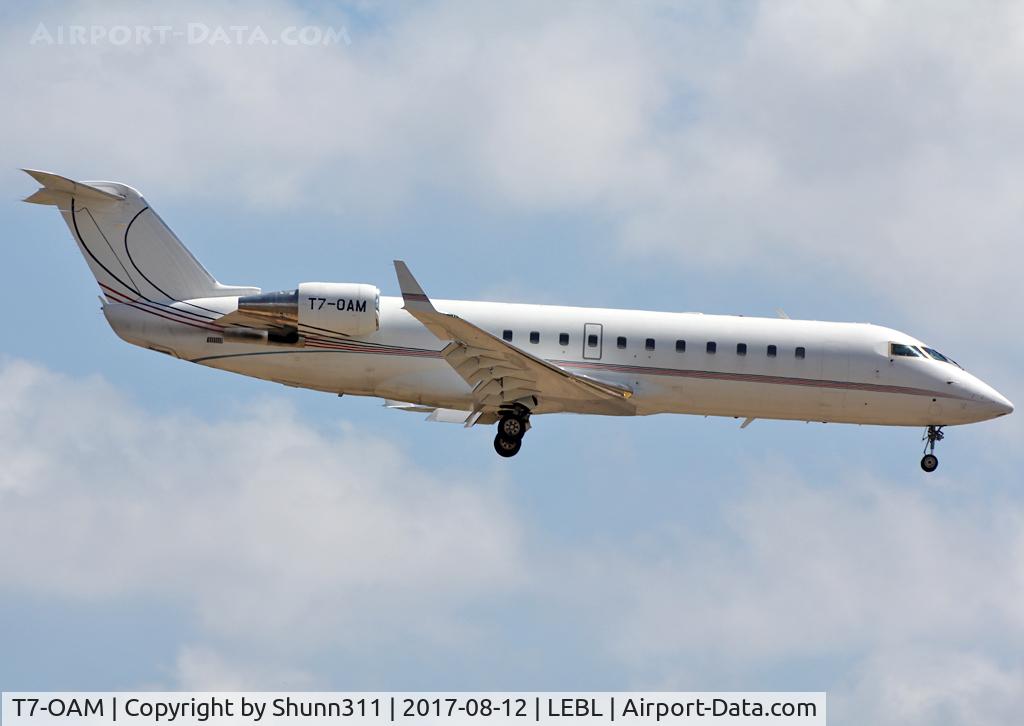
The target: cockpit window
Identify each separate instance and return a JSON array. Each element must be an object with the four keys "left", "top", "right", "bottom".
[
  {"left": 922, "top": 346, "right": 964, "bottom": 369},
  {"left": 889, "top": 343, "right": 923, "bottom": 358}
]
